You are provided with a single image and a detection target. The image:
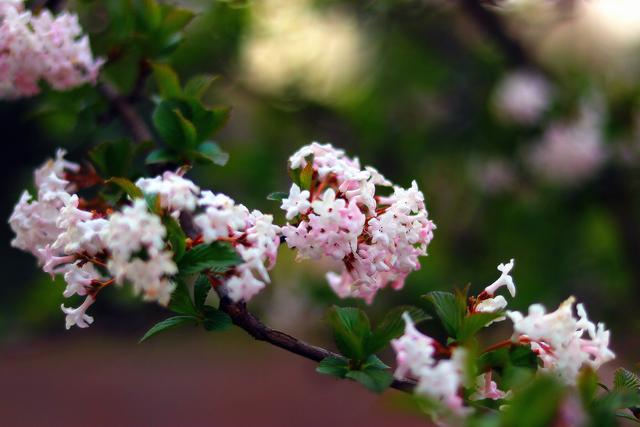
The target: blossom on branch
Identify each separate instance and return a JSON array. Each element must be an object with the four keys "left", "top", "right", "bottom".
[
  {"left": 0, "top": 0, "right": 104, "bottom": 98},
  {"left": 281, "top": 143, "right": 436, "bottom": 304},
  {"left": 508, "top": 296, "right": 615, "bottom": 384}
]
